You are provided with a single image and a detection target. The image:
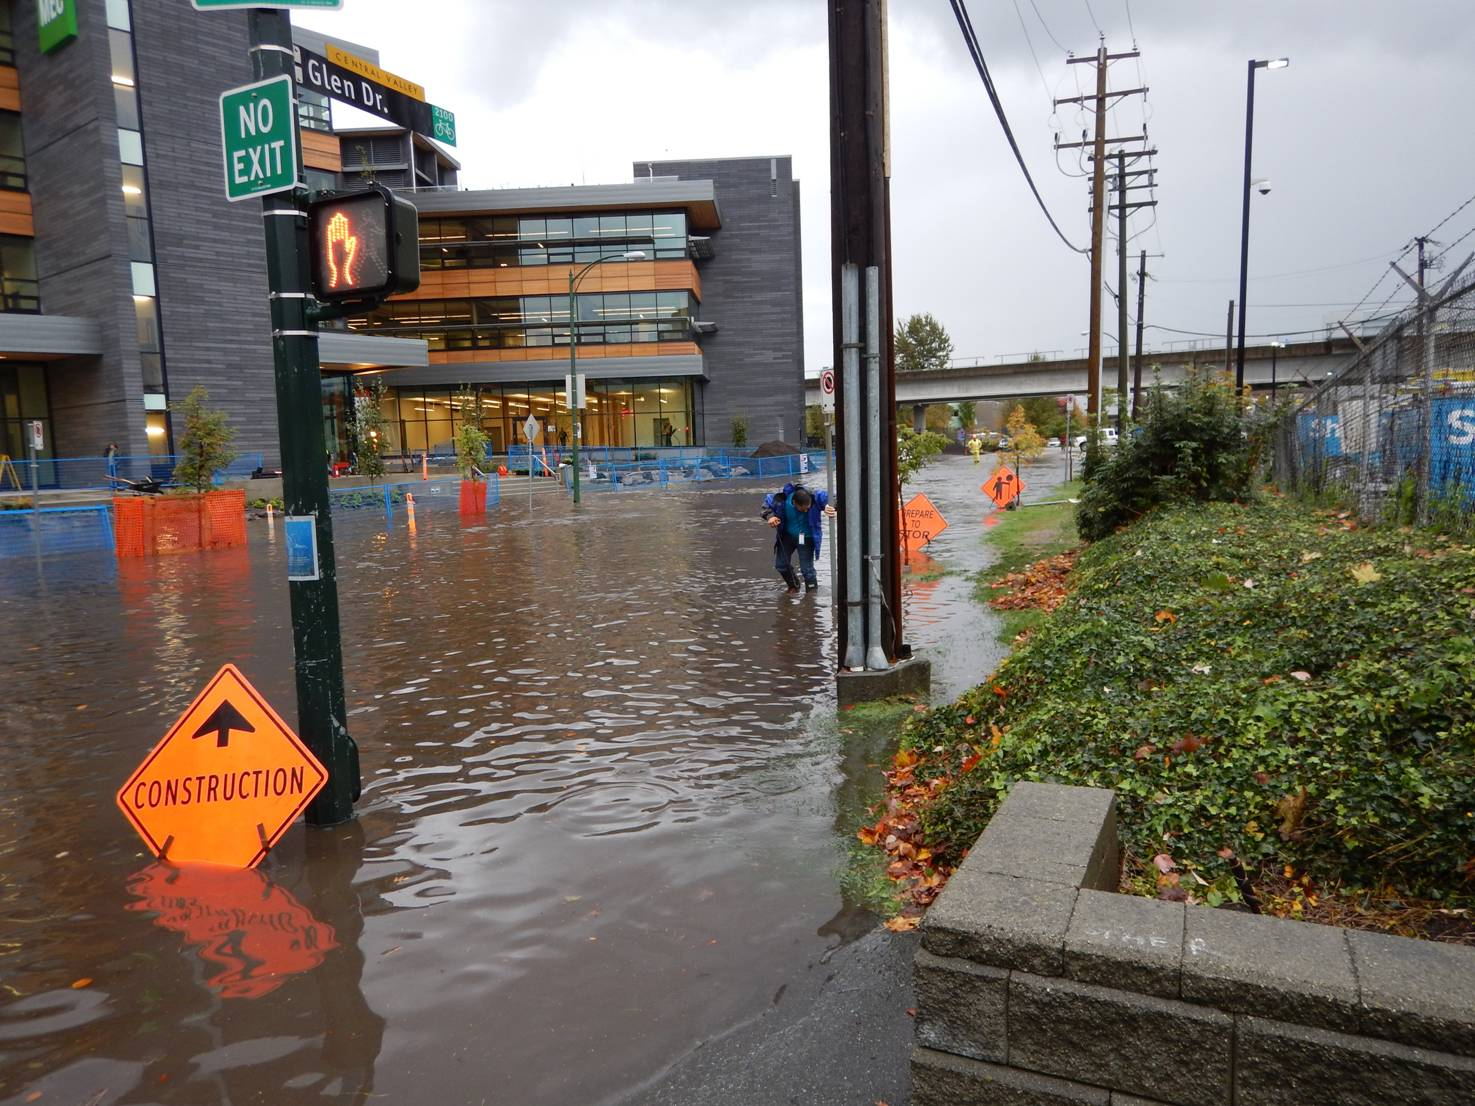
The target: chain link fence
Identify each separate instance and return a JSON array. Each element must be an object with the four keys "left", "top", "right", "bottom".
[{"left": 1272, "top": 269, "right": 1475, "bottom": 535}]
